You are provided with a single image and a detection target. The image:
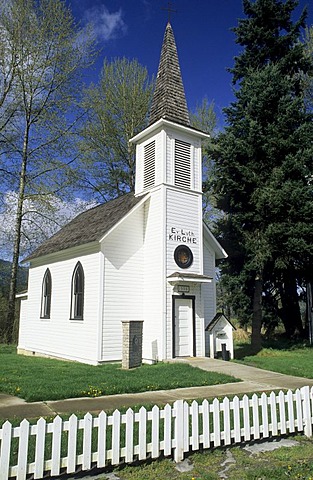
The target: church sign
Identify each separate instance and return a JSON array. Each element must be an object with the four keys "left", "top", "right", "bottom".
[{"left": 168, "top": 226, "right": 198, "bottom": 244}]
